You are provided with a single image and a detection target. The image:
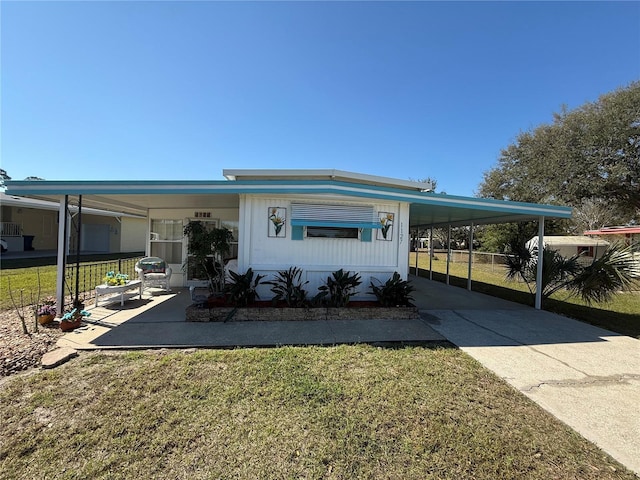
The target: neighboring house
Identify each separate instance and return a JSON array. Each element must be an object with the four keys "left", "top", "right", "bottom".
[
  {"left": 584, "top": 226, "right": 640, "bottom": 249},
  {"left": 526, "top": 235, "right": 610, "bottom": 265},
  {"left": 5, "top": 169, "right": 572, "bottom": 306},
  {"left": 584, "top": 226, "right": 640, "bottom": 266},
  {"left": 0, "top": 192, "right": 146, "bottom": 255}
]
